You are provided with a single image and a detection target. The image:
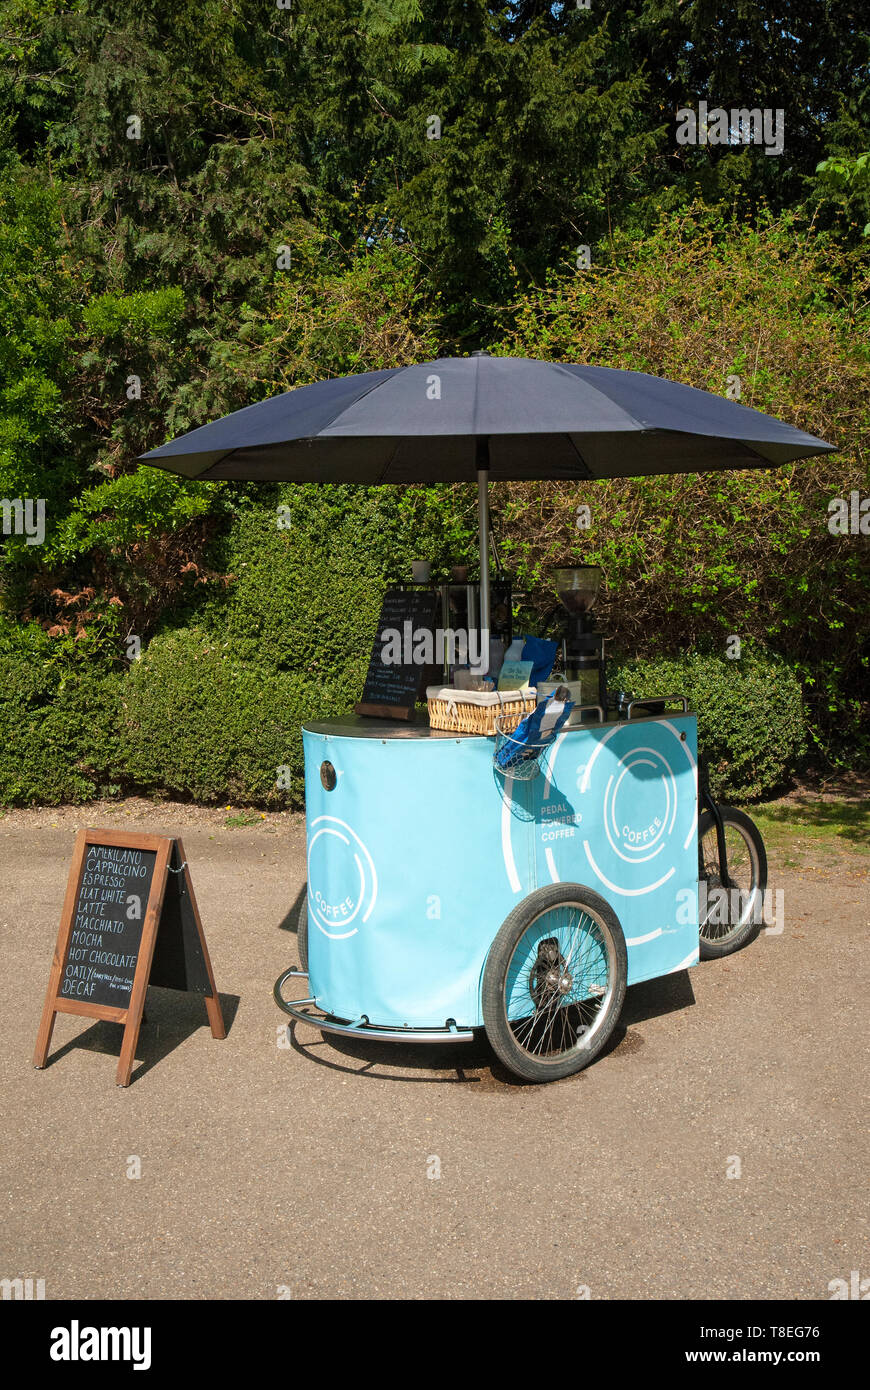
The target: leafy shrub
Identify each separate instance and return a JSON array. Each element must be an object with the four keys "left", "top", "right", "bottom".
[
  {"left": 0, "top": 621, "right": 123, "bottom": 805},
  {"left": 200, "top": 481, "right": 481, "bottom": 675},
  {"left": 120, "top": 627, "right": 351, "bottom": 804},
  {"left": 494, "top": 206, "right": 870, "bottom": 766},
  {"left": 608, "top": 648, "right": 807, "bottom": 802},
  {"left": 204, "top": 492, "right": 389, "bottom": 681},
  {"left": 81, "top": 288, "right": 185, "bottom": 340}
]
